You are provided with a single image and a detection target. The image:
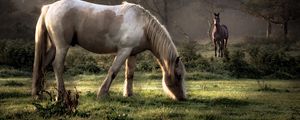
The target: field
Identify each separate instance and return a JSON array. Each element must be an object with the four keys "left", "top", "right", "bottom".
[{"left": 0, "top": 72, "right": 300, "bottom": 120}]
